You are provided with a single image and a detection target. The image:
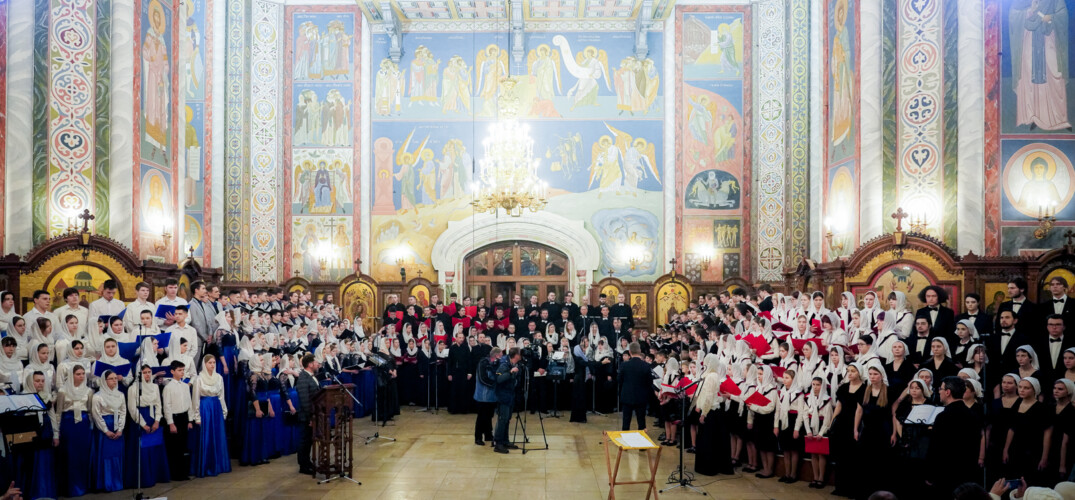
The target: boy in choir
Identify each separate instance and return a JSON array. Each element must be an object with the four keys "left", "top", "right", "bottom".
[
  {"left": 167, "top": 305, "right": 199, "bottom": 356},
  {"left": 55, "top": 287, "right": 89, "bottom": 339},
  {"left": 156, "top": 278, "right": 188, "bottom": 328},
  {"left": 163, "top": 360, "right": 193, "bottom": 481},
  {"left": 995, "top": 278, "right": 1038, "bottom": 335},
  {"left": 124, "top": 282, "right": 156, "bottom": 333}
]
